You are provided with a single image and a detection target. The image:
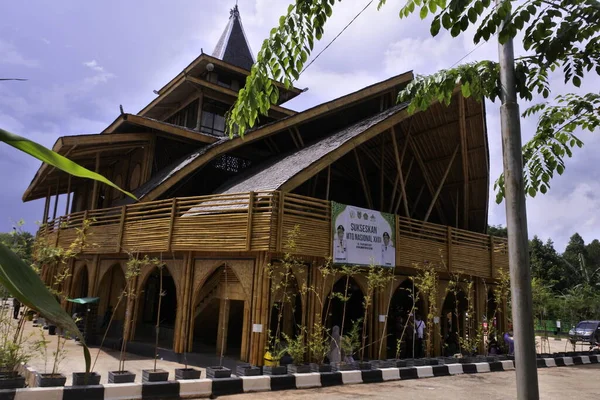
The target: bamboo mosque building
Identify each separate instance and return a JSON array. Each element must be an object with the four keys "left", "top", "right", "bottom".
[{"left": 26, "top": 6, "right": 509, "bottom": 365}]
